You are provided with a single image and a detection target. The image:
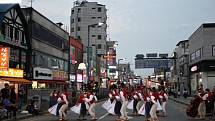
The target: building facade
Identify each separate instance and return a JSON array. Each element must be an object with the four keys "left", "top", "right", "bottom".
[
  {"left": 70, "top": 0, "right": 107, "bottom": 82},
  {"left": 0, "top": 4, "right": 31, "bottom": 90},
  {"left": 22, "top": 7, "right": 69, "bottom": 89},
  {"left": 189, "top": 23, "right": 215, "bottom": 93}
]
